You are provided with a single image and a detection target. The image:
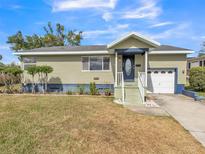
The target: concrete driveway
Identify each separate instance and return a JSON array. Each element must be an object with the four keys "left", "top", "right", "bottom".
[{"left": 153, "top": 94, "right": 205, "bottom": 147}]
